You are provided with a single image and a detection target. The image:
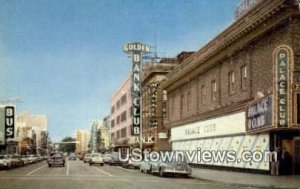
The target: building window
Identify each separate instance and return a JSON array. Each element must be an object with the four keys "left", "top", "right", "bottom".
[
  {"left": 201, "top": 85, "right": 206, "bottom": 105},
  {"left": 180, "top": 93, "right": 185, "bottom": 117},
  {"left": 111, "top": 132, "right": 115, "bottom": 138},
  {"left": 121, "top": 94, "right": 127, "bottom": 106},
  {"left": 117, "top": 130, "right": 120, "bottom": 138},
  {"left": 117, "top": 115, "right": 120, "bottom": 125},
  {"left": 171, "top": 96, "right": 175, "bottom": 116},
  {"left": 187, "top": 90, "right": 191, "bottom": 112},
  {"left": 121, "top": 127, "right": 127, "bottom": 138},
  {"left": 111, "top": 106, "right": 115, "bottom": 114},
  {"left": 212, "top": 80, "right": 217, "bottom": 101},
  {"left": 121, "top": 111, "right": 127, "bottom": 122},
  {"left": 229, "top": 71, "right": 235, "bottom": 94},
  {"left": 117, "top": 100, "right": 120, "bottom": 109},
  {"left": 241, "top": 65, "right": 247, "bottom": 91},
  {"left": 111, "top": 119, "right": 115, "bottom": 128}
]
